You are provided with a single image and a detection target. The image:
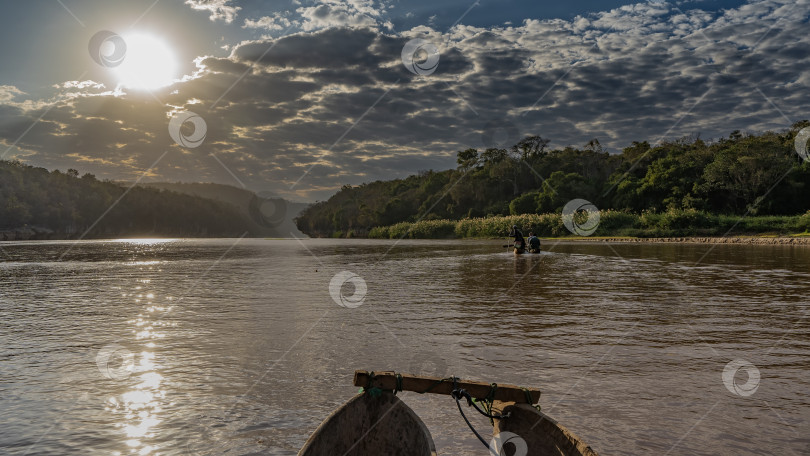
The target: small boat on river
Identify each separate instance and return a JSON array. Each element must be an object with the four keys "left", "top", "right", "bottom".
[
  {"left": 298, "top": 387, "right": 437, "bottom": 456},
  {"left": 298, "top": 370, "right": 598, "bottom": 456}
]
